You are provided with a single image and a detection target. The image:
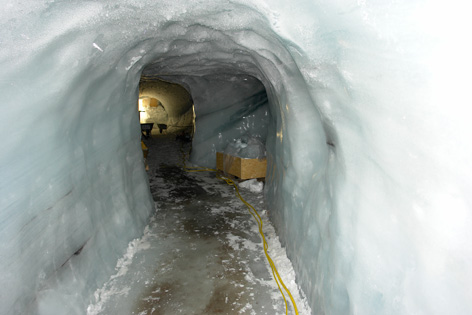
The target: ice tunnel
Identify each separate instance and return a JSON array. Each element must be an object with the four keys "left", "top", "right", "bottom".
[
  {"left": 138, "top": 78, "right": 194, "bottom": 135},
  {"left": 1, "top": 0, "right": 472, "bottom": 314}
]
